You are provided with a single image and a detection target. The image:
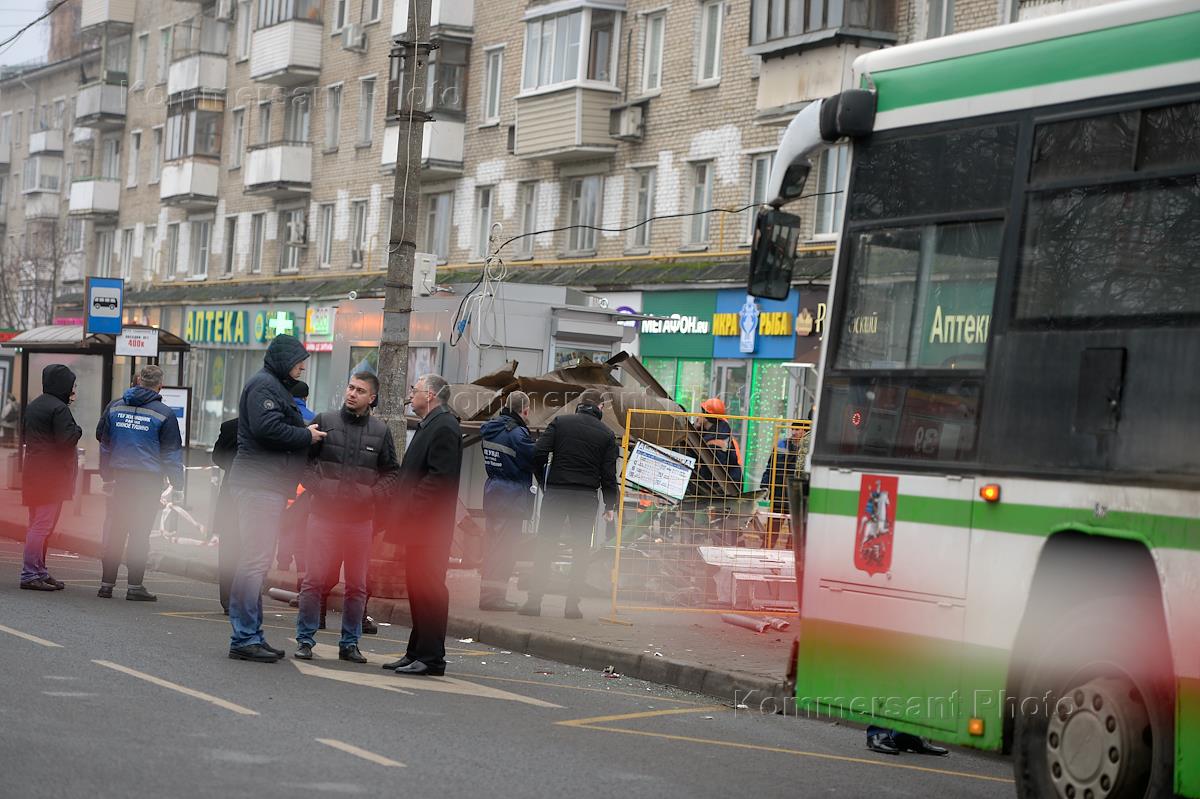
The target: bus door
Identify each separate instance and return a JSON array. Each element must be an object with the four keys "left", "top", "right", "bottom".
[{"left": 803, "top": 466, "right": 974, "bottom": 733}]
